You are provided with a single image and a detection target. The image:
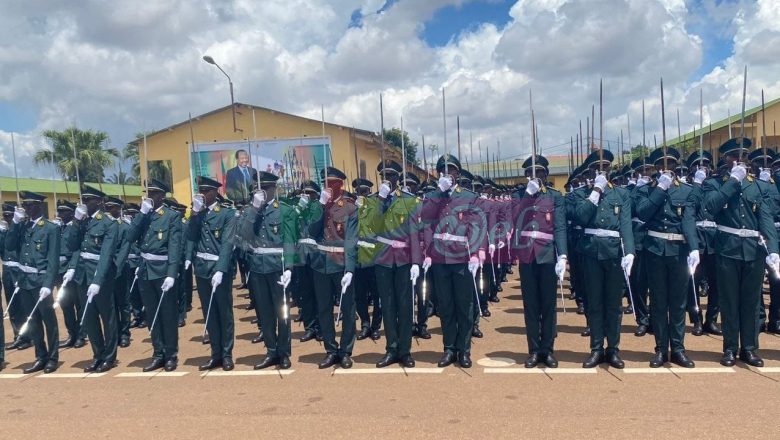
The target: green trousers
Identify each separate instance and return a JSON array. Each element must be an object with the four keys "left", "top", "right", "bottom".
[
  {"left": 646, "top": 252, "right": 687, "bottom": 353},
  {"left": 197, "top": 276, "right": 235, "bottom": 360},
  {"left": 249, "top": 272, "right": 290, "bottom": 358},
  {"left": 78, "top": 280, "right": 118, "bottom": 364},
  {"left": 582, "top": 257, "right": 624, "bottom": 354},
  {"left": 375, "top": 265, "right": 413, "bottom": 358},
  {"left": 716, "top": 255, "right": 763, "bottom": 353},
  {"left": 432, "top": 263, "right": 475, "bottom": 355},
  {"left": 520, "top": 261, "right": 557, "bottom": 356}
]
